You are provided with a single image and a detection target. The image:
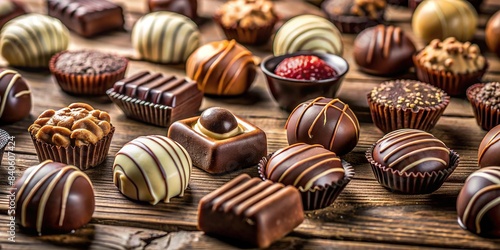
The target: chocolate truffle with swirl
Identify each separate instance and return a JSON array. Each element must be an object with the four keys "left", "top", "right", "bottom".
[
  {"left": 456, "top": 166, "right": 500, "bottom": 237},
  {"left": 0, "top": 69, "right": 31, "bottom": 123},
  {"left": 186, "top": 40, "right": 257, "bottom": 96},
  {"left": 14, "top": 160, "right": 95, "bottom": 234},
  {"left": 354, "top": 25, "right": 416, "bottom": 76},
  {"left": 168, "top": 107, "right": 267, "bottom": 173},
  {"left": 285, "top": 97, "right": 360, "bottom": 156}
]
